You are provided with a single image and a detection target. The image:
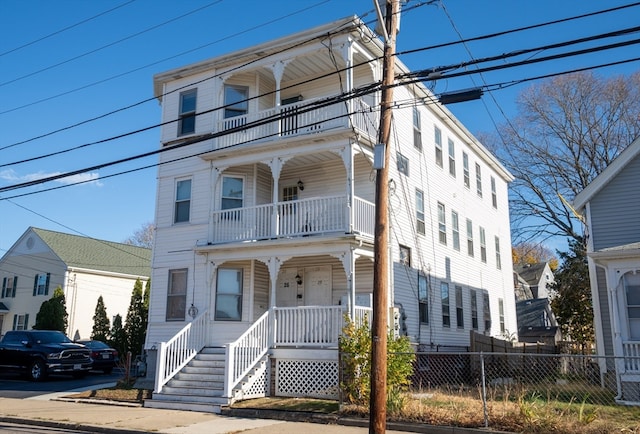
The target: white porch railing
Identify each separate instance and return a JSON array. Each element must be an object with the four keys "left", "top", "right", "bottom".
[
  {"left": 215, "top": 96, "right": 377, "bottom": 149},
  {"left": 211, "top": 195, "right": 374, "bottom": 244},
  {"left": 154, "top": 310, "right": 208, "bottom": 393},
  {"left": 623, "top": 341, "right": 640, "bottom": 372},
  {"left": 224, "top": 310, "right": 271, "bottom": 398}
]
